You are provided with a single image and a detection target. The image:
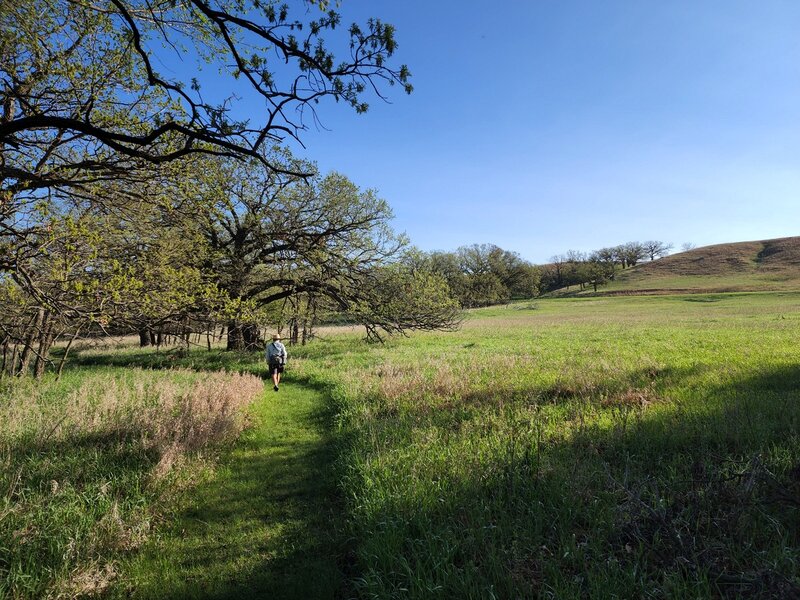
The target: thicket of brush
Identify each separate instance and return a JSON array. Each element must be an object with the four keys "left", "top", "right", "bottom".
[{"left": 0, "top": 368, "right": 263, "bottom": 598}]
